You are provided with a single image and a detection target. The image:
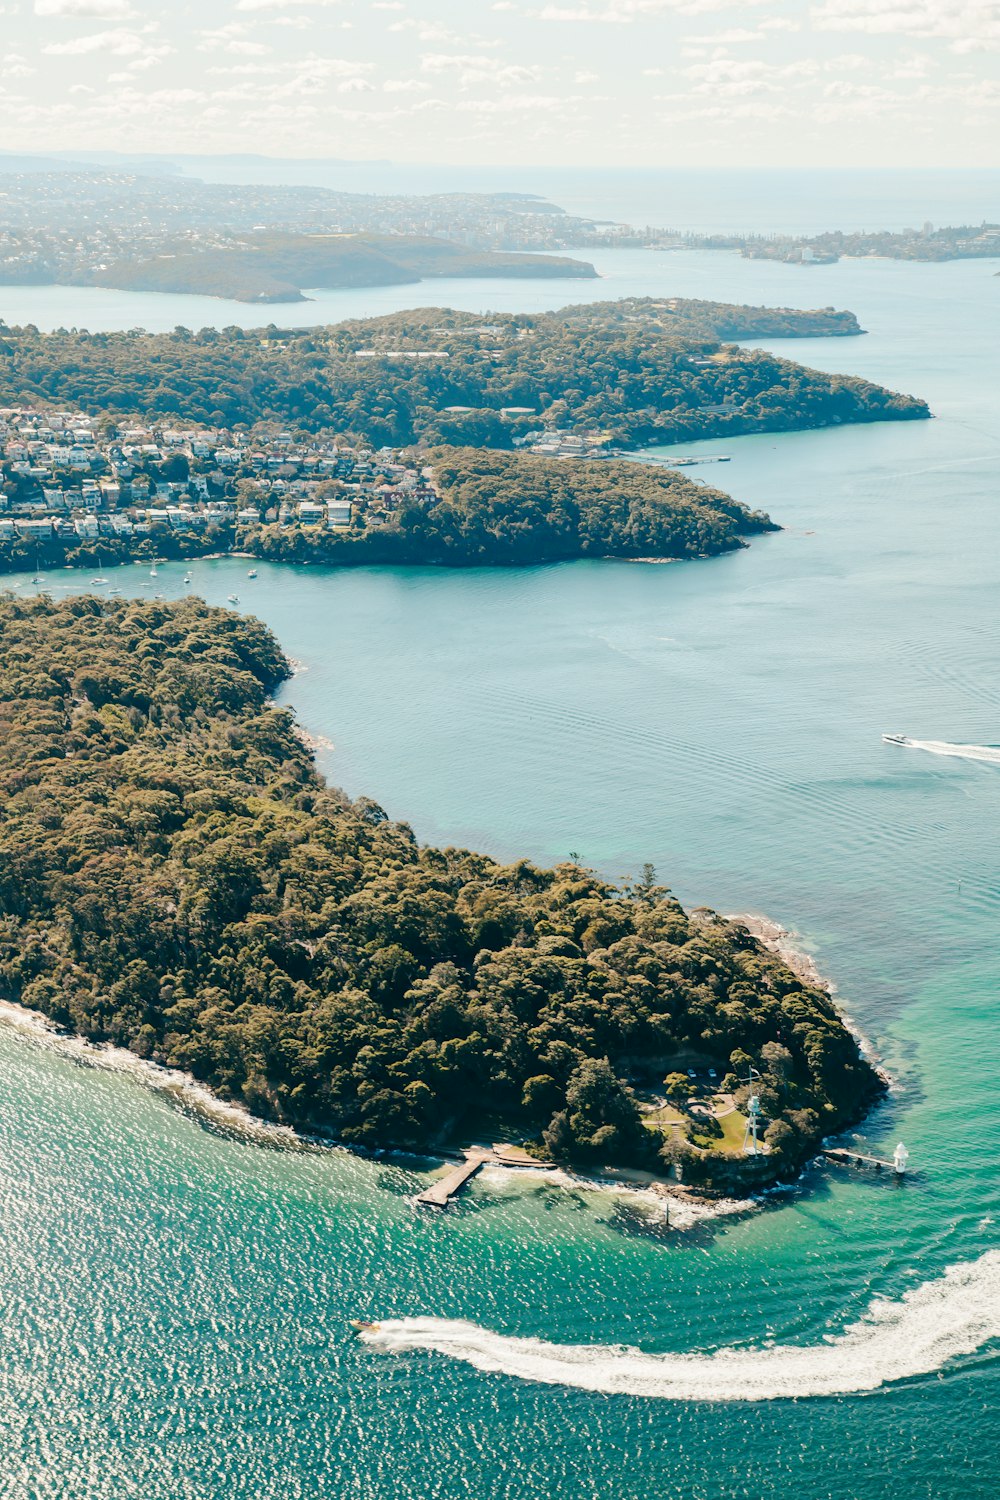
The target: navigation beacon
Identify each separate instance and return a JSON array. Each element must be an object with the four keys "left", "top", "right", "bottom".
[{"left": 742, "top": 1065, "right": 763, "bottom": 1156}]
